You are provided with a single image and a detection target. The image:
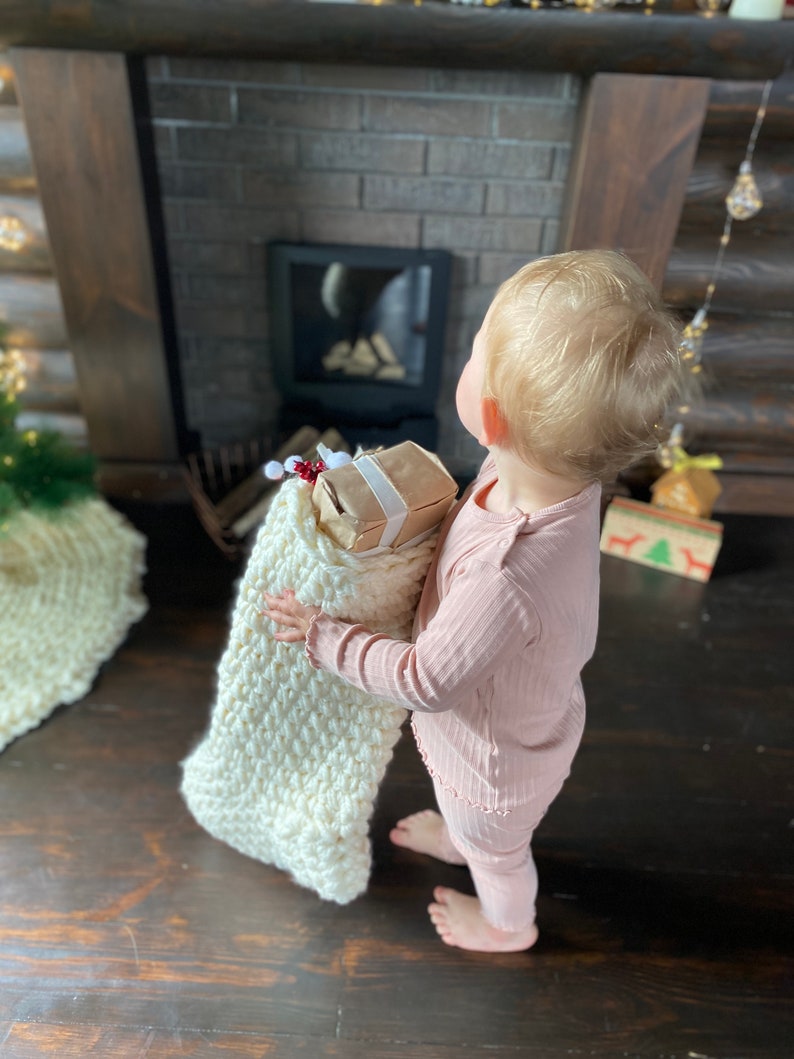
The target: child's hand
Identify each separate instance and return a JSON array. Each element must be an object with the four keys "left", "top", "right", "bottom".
[{"left": 261, "top": 589, "right": 321, "bottom": 644}]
